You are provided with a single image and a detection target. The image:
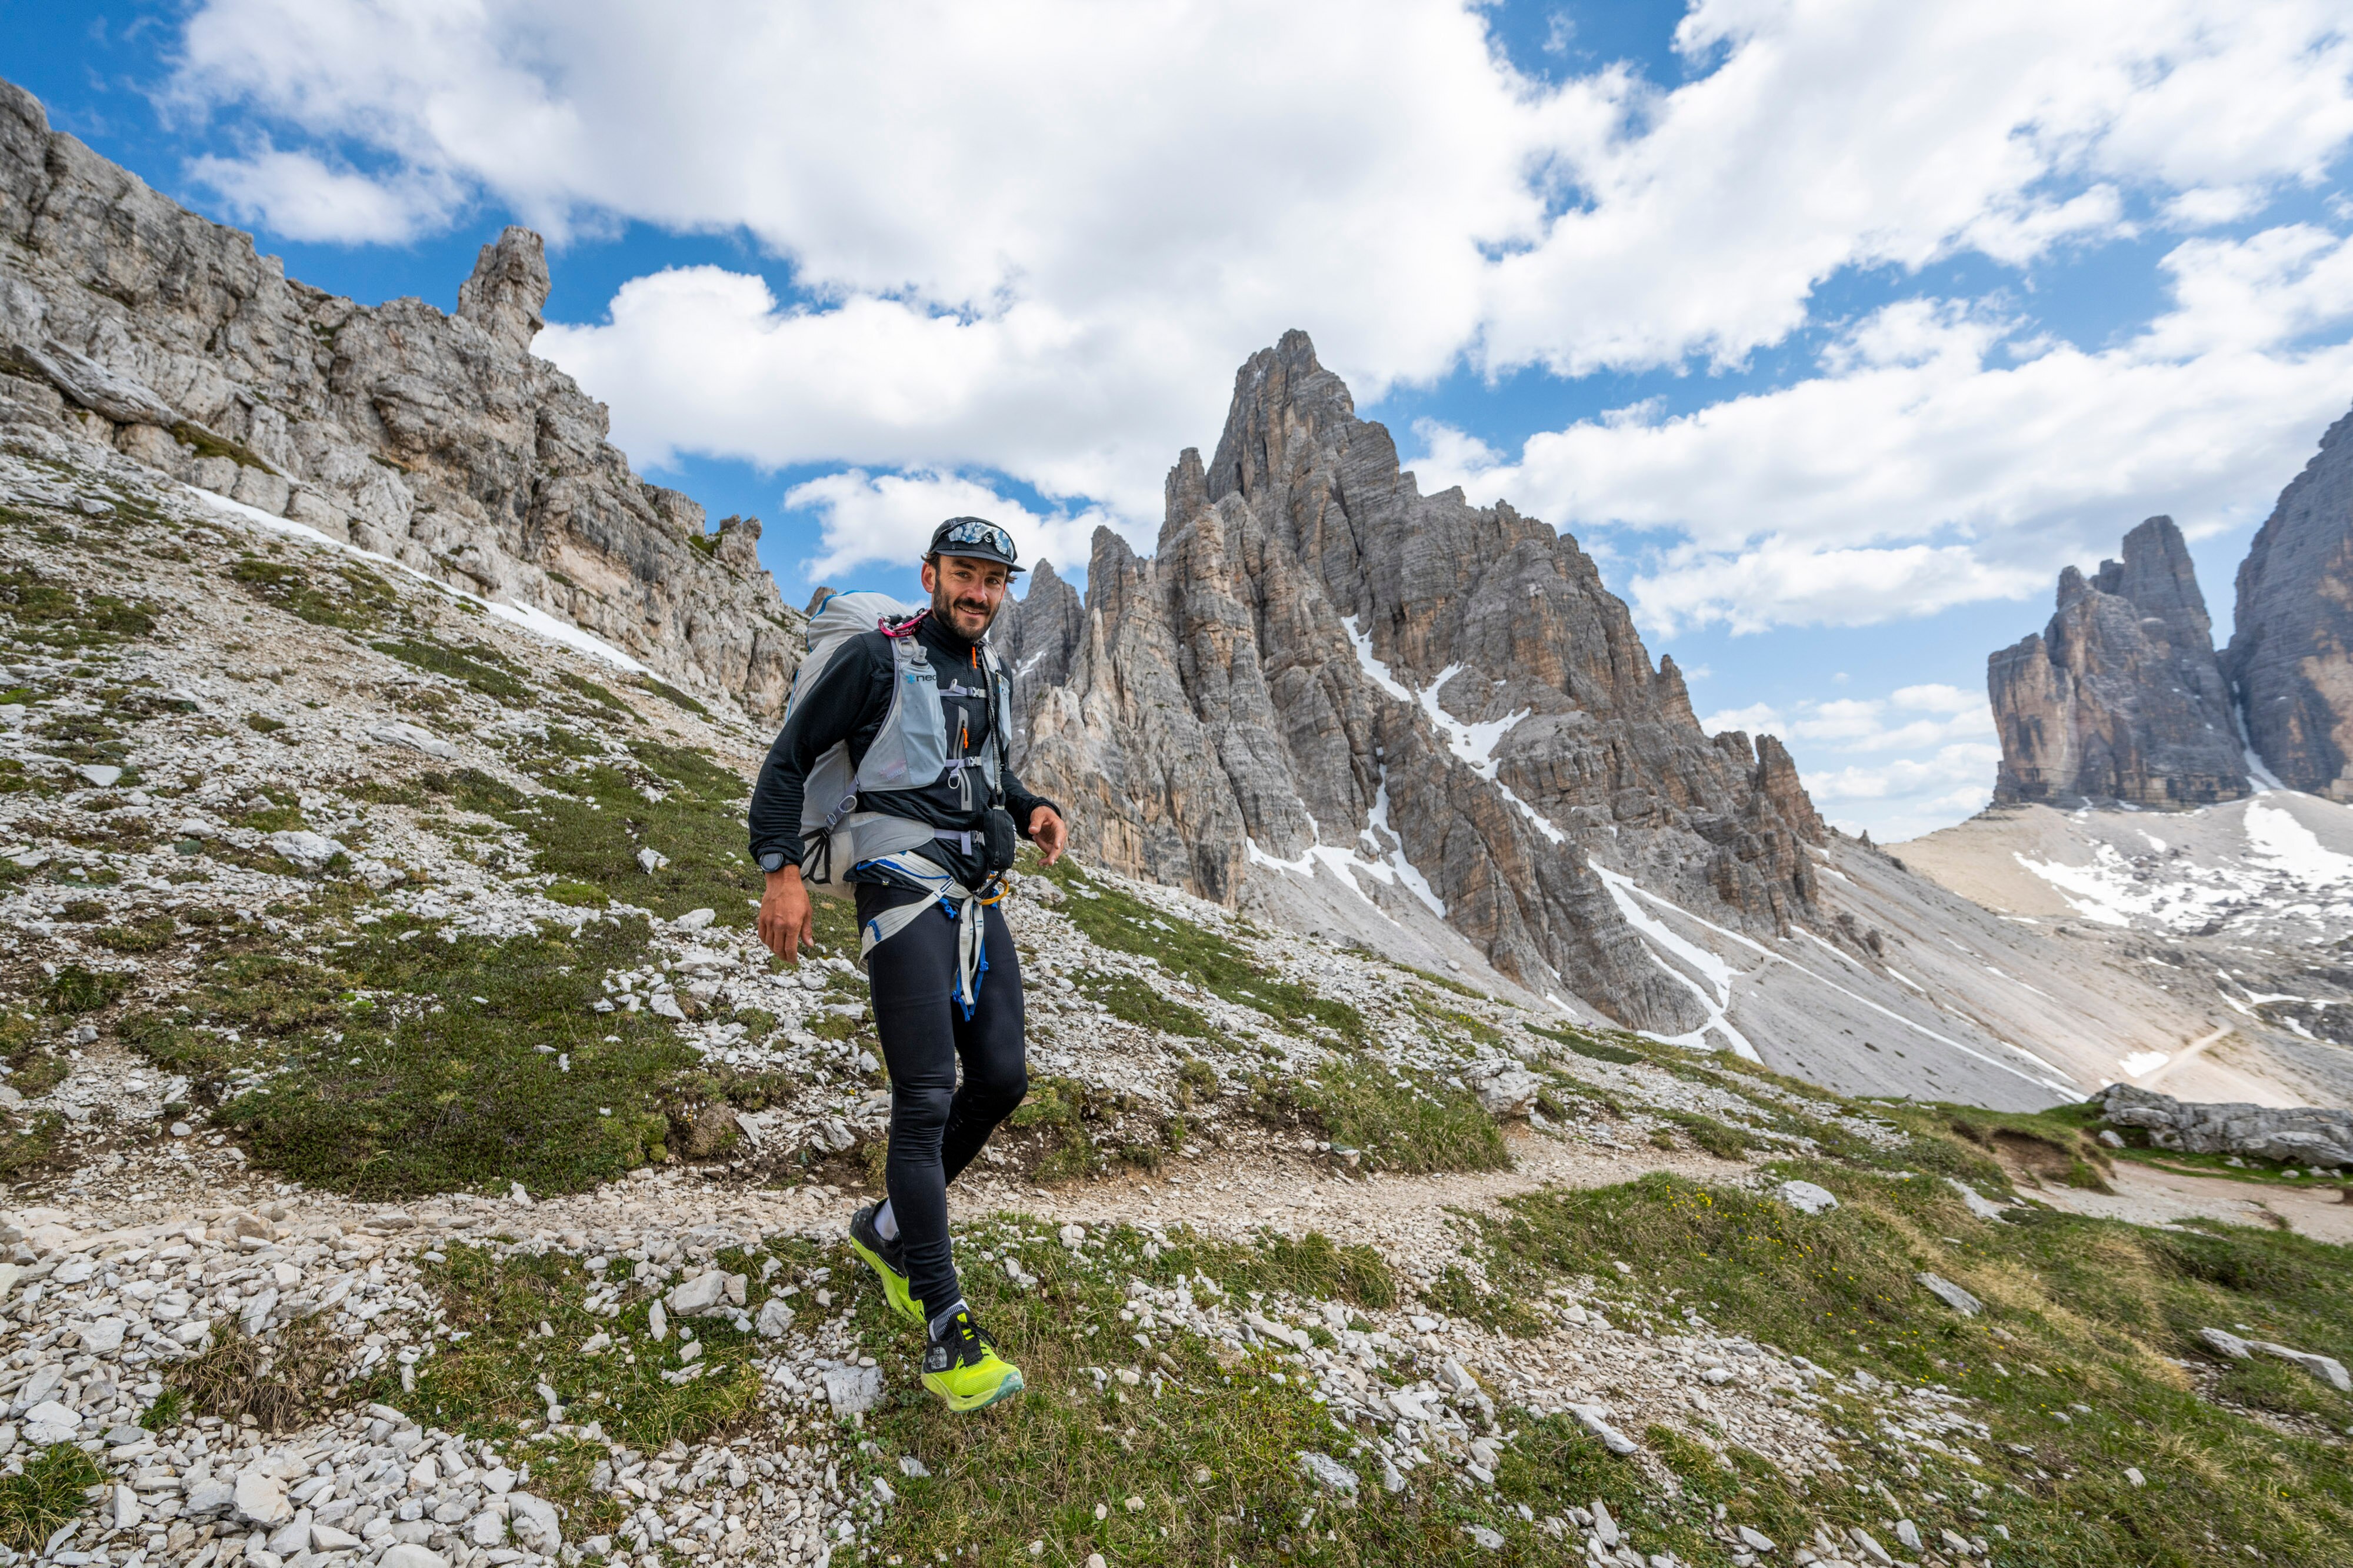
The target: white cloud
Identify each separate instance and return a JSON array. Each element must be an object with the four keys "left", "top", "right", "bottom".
[
  {"left": 162, "top": 1, "right": 2353, "bottom": 541},
  {"left": 1424, "top": 223, "right": 2353, "bottom": 633},
  {"left": 186, "top": 146, "right": 458, "bottom": 243},
  {"left": 782, "top": 469, "right": 1112, "bottom": 583},
  {"left": 1702, "top": 688, "right": 1999, "bottom": 840}
]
